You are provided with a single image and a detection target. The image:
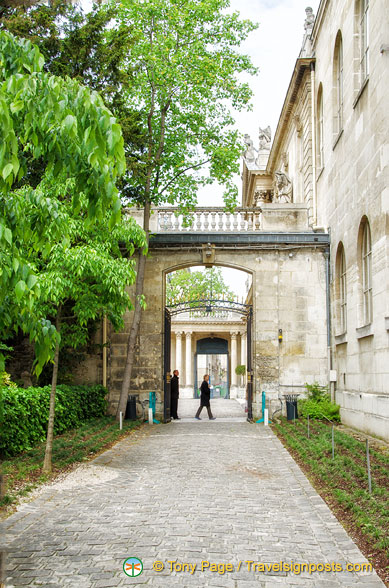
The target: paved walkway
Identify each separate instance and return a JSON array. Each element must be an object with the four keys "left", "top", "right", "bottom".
[
  {"left": 0, "top": 421, "right": 385, "bottom": 588},
  {"left": 173, "top": 398, "right": 246, "bottom": 421}
]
